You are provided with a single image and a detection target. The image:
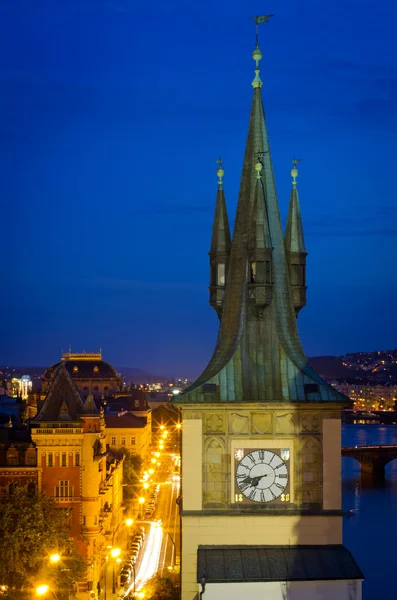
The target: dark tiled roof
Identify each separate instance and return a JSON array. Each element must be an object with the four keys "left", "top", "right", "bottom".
[
  {"left": 43, "top": 360, "right": 119, "bottom": 380},
  {"left": 105, "top": 413, "right": 147, "bottom": 429},
  {"left": 197, "top": 545, "right": 364, "bottom": 583},
  {"left": 33, "top": 364, "right": 85, "bottom": 421}
]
